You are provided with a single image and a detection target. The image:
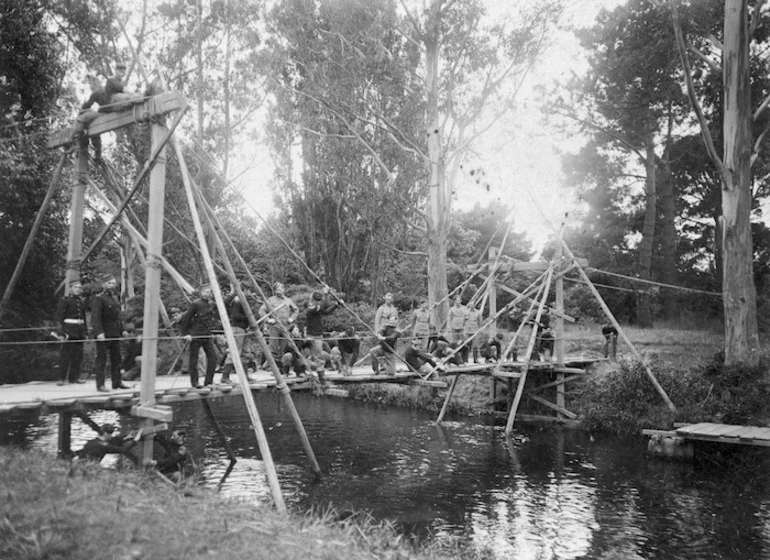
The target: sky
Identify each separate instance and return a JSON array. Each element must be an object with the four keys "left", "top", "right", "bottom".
[{"left": 231, "top": 0, "right": 625, "bottom": 255}]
